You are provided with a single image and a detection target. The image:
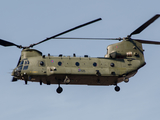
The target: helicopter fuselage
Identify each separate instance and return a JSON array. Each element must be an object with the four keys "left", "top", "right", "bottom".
[
  {"left": 1, "top": 14, "right": 158, "bottom": 93},
  {"left": 12, "top": 40, "right": 146, "bottom": 86}
]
